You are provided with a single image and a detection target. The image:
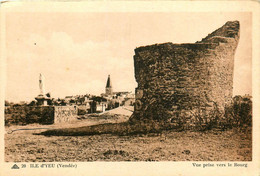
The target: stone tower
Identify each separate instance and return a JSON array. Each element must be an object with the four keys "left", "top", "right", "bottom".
[
  {"left": 105, "top": 75, "right": 113, "bottom": 96},
  {"left": 131, "top": 21, "right": 240, "bottom": 127}
]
